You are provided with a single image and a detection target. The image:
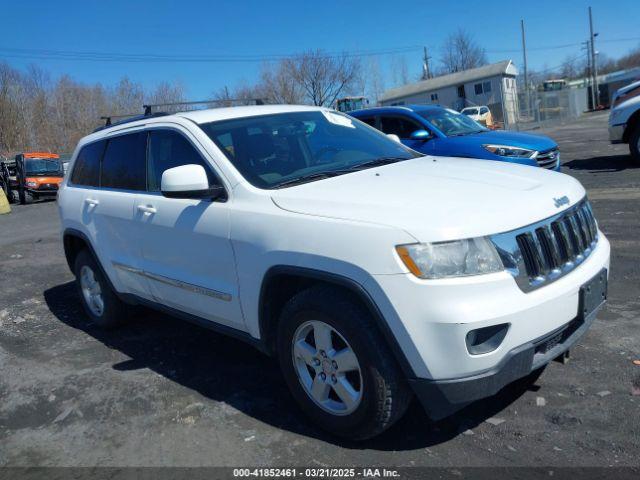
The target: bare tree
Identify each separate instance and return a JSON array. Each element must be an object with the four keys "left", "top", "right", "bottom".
[
  {"left": 391, "top": 55, "right": 410, "bottom": 86},
  {"left": 366, "top": 57, "right": 385, "bottom": 104},
  {"left": 147, "top": 81, "right": 185, "bottom": 107},
  {"left": 286, "top": 50, "right": 361, "bottom": 106},
  {"left": 440, "top": 29, "right": 488, "bottom": 74},
  {"left": 259, "top": 61, "right": 304, "bottom": 104}
]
